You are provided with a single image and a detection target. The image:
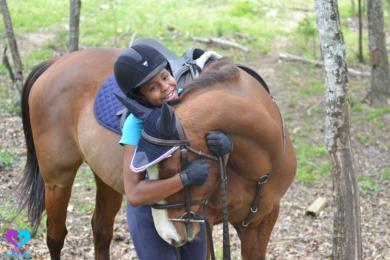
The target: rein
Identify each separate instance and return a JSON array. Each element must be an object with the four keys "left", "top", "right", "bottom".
[{"left": 144, "top": 97, "right": 286, "bottom": 260}]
